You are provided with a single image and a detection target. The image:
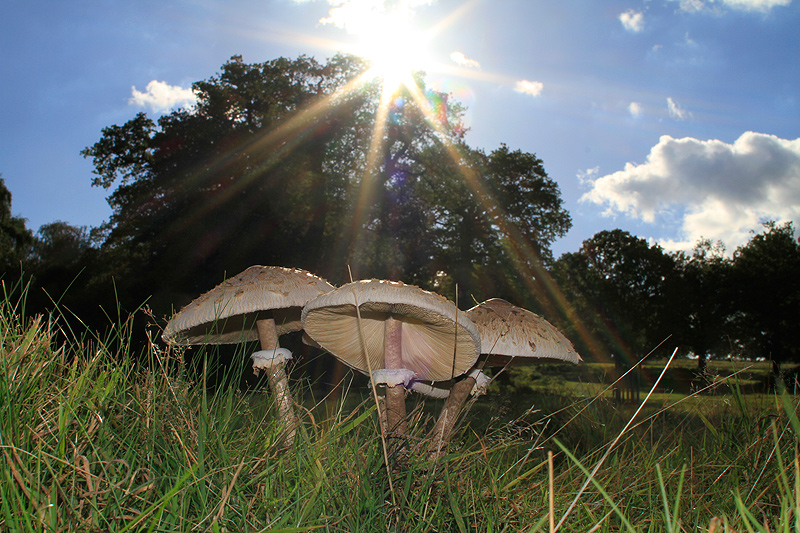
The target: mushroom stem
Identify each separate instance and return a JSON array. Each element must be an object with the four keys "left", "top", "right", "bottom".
[
  {"left": 383, "top": 316, "right": 408, "bottom": 457},
  {"left": 257, "top": 318, "right": 298, "bottom": 446},
  {"left": 427, "top": 373, "right": 476, "bottom": 459}
]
